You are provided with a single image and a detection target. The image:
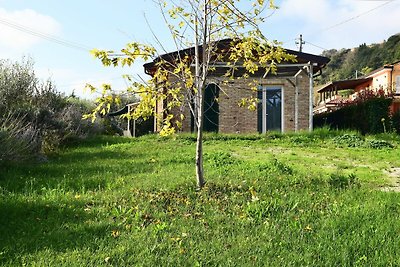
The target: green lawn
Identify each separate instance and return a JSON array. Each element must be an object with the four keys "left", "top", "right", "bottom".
[{"left": 1, "top": 131, "right": 400, "bottom": 266}]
